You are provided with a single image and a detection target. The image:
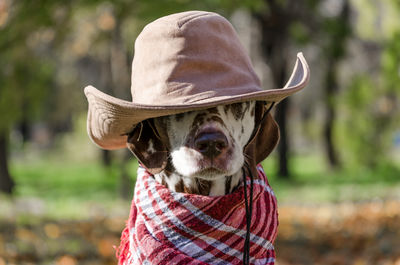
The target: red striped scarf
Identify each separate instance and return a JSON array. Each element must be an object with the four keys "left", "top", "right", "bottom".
[{"left": 117, "top": 164, "right": 278, "bottom": 265}]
